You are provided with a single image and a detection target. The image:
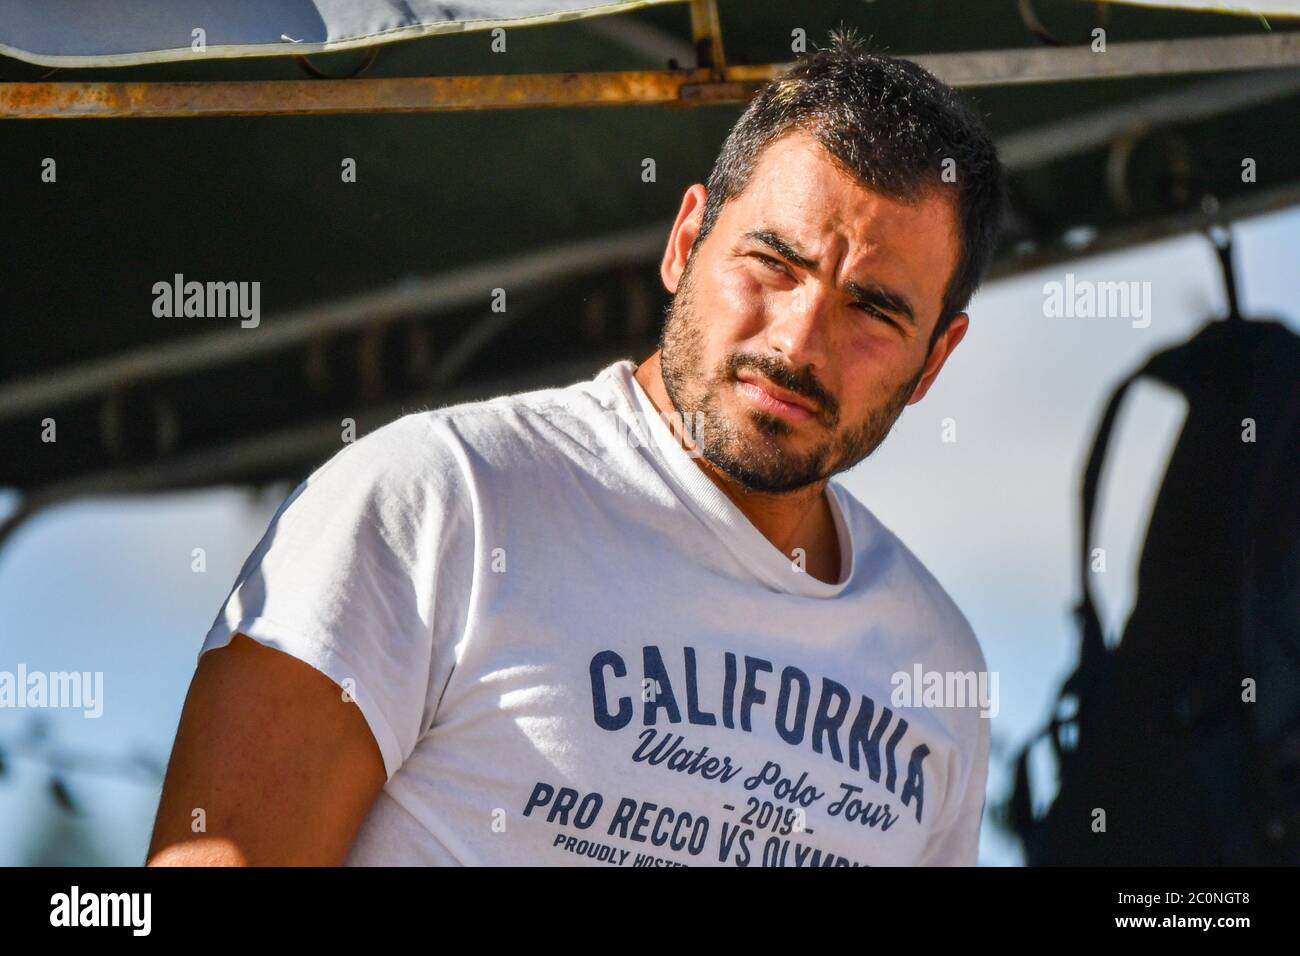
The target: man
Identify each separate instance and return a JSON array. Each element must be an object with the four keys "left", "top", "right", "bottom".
[{"left": 148, "top": 29, "right": 1005, "bottom": 867}]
